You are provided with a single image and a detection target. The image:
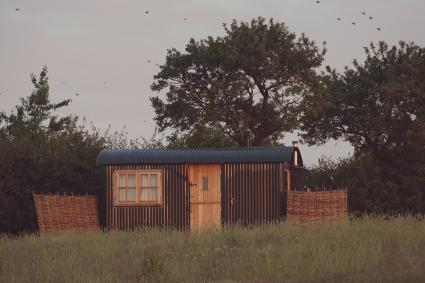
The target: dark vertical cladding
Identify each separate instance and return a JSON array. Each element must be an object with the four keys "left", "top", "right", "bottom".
[
  {"left": 290, "top": 166, "right": 307, "bottom": 191},
  {"left": 222, "top": 163, "right": 285, "bottom": 226},
  {"left": 106, "top": 164, "right": 189, "bottom": 231}
]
